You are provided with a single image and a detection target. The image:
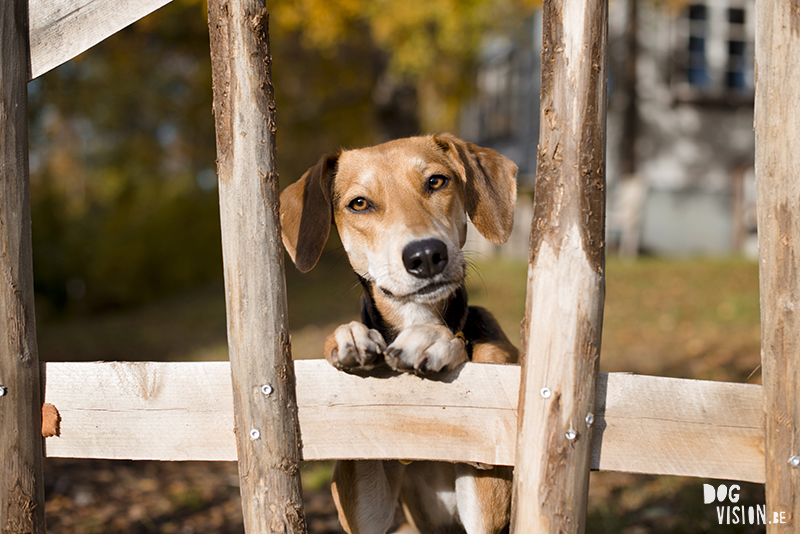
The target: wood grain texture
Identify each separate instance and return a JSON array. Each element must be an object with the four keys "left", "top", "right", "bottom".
[
  {"left": 0, "top": 2, "right": 47, "bottom": 532},
  {"left": 207, "top": 1, "right": 307, "bottom": 533},
  {"left": 43, "top": 362, "right": 237, "bottom": 461},
  {"left": 28, "top": 0, "right": 174, "bottom": 80},
  {"left": 511, "top": 0, "right": 608, "bottom": 531},
  {"left": 594, "top": 373, "right": 764, "bottom": 483},
  {"left": 754, "top": 1, "right": 800, "bottom": 531},
  {"left": 42, "top": 361, "right": 766, "bottom": 484}
]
